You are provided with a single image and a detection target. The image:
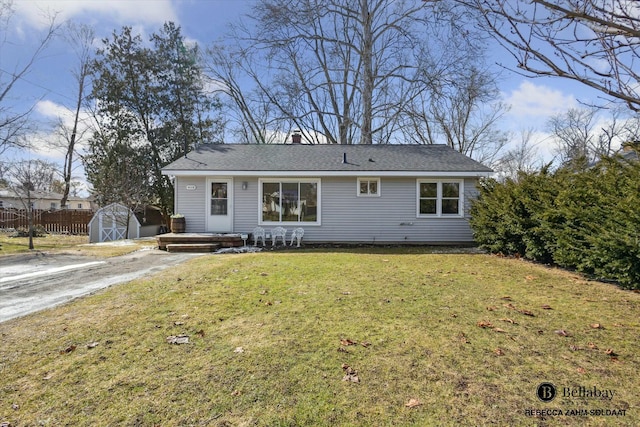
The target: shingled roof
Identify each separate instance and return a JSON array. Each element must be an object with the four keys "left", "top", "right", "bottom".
[{"left": 162, "top": 143, "right": 493, "bottom": 176}]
